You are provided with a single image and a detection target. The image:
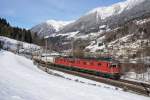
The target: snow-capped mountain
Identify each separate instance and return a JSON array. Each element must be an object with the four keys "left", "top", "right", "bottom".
[
  {"left": 31, "top": 20, "right": 73, "bottom": 38},
  {"left": 31, "top": 0, "right": 150, "bottom": 59},
  {"left": 86, "top": 0, "right": 146, "bottom": 19},
  {"left": 61, "top": 0, "right": 149, "bottom": 33},
  {"left": 31, "top": 0, "right": 149, "bottom": 35}
]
